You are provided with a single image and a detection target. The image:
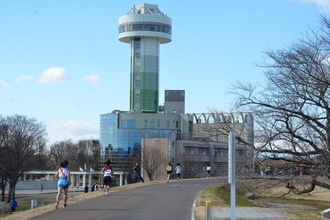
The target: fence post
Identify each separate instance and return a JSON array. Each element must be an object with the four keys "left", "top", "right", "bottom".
[
  {"left": 0, "top": 202, "right": 4, "bottom": 210},
  {"left": 31, "top": 199, "right": 38, "bottom": 209},
  {"left": 205, "top": 200, "right": 212, "bottom": 220}
]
